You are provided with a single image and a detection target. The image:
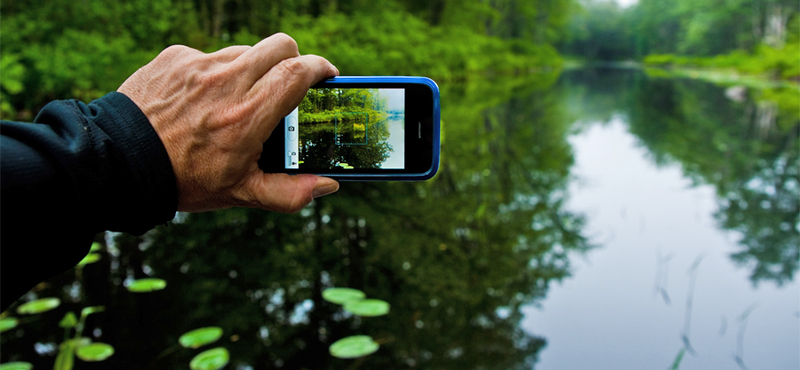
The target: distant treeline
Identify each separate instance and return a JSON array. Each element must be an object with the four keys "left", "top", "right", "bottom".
[
  {"left": 0, "top": 0, "right": 575, "bottom": 119},
  {"left": 559, "top": 0, "right": 799, "bottom": 79}
]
